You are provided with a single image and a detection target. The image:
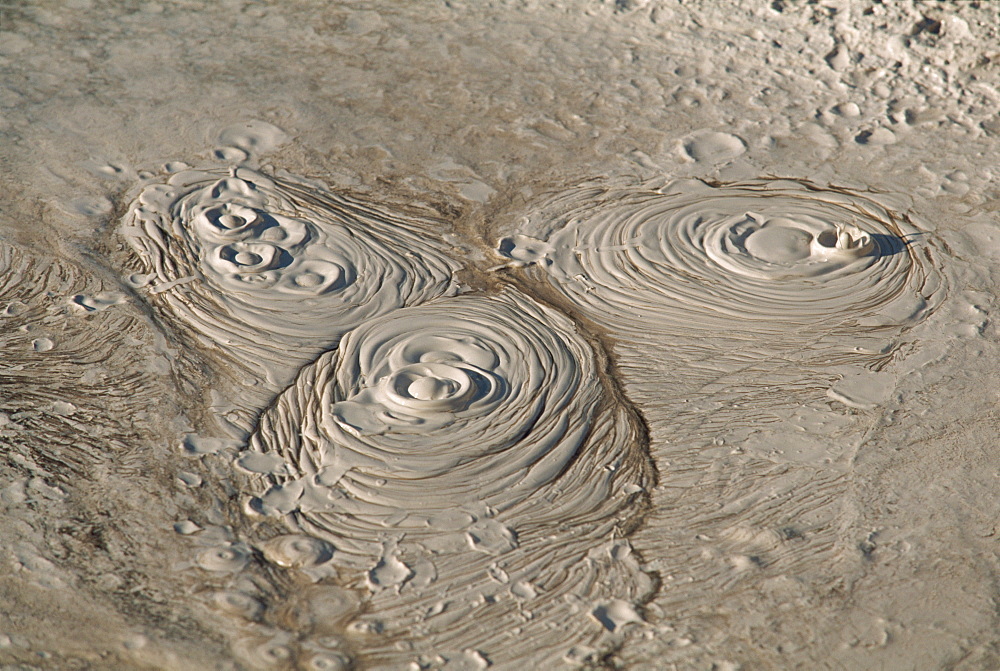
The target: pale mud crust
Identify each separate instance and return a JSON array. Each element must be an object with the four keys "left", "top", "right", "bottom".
[
  {"left": 1, "top": 1, "right": 1000, "bottom": 670},
  {"left": 243, "top": 289, "right": 654, "bottom": 669}
]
